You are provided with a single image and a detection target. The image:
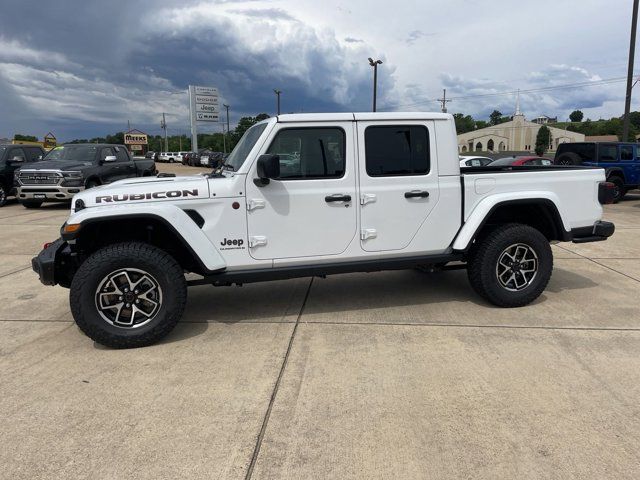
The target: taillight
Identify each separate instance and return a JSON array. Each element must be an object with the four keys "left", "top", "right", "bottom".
[
  {"left": 43, "top": 242, "right": 52, "bottom": 249},
  {"left": 598, "top": 182, "right": 615, "bottom": 205}
]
